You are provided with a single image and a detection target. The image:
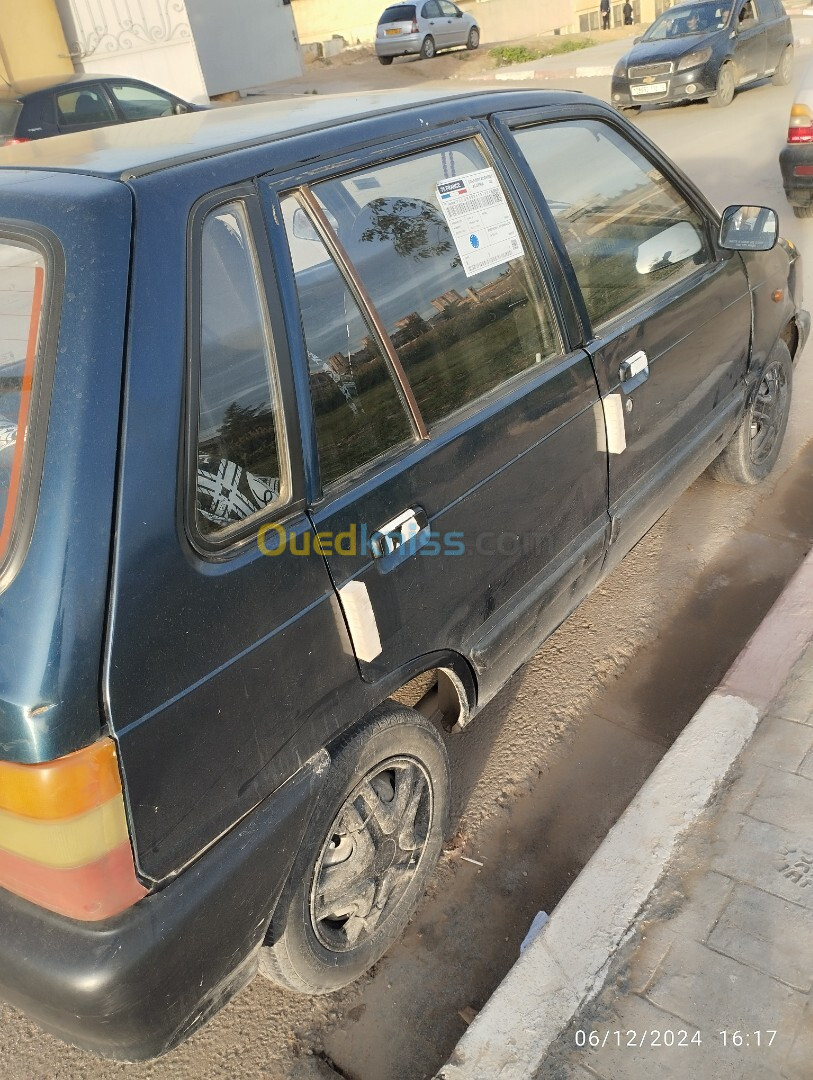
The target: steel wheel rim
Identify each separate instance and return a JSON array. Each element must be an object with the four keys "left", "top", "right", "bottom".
[
  {"left": 469, "top": 29, "right": 479, "bottom": 48},
  {"left": 309, "top": 756, "right": 433, "bottom": 953},
  {"left": 425, "top": 39, "right": 435, "bottom": 57},
  {"left": 749, "top": 362, "right": 786, "bottom": 466}
]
